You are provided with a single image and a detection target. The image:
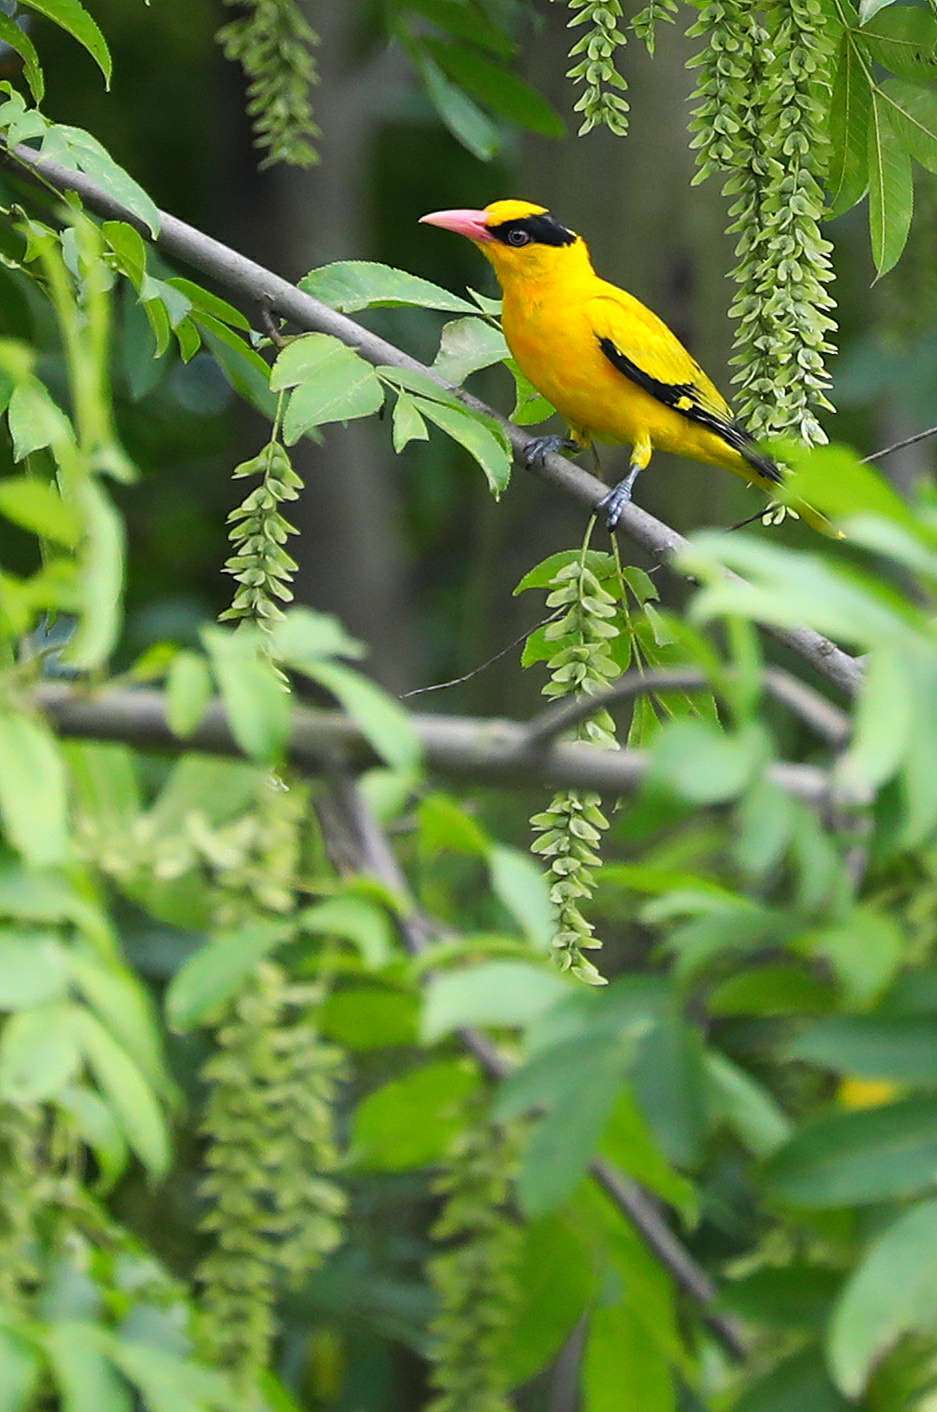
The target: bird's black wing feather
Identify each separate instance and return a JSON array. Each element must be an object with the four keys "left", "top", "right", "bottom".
[{"left": 597, "top": 335, "right": 781, "bottom": 484}]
